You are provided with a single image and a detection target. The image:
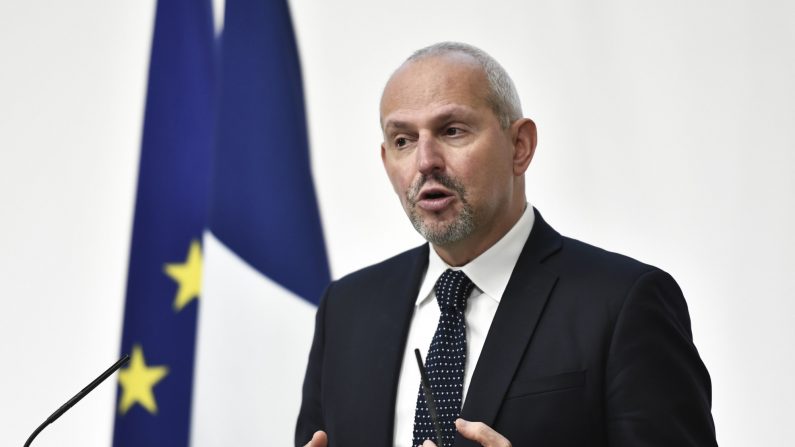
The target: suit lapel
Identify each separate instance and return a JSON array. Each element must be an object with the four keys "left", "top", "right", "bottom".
[
  {"left": 363, "top": 244, "right": 429, "bottom": 446},
  {"left": 456, "top": 210, "right": 562, "bottom": 446}
]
